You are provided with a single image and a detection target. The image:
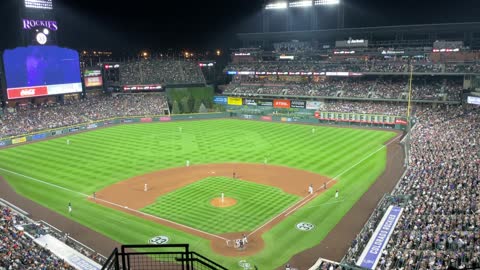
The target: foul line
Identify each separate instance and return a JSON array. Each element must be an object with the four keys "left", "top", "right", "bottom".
[
  {"left": 0, "top": 167, "right": 228, "bottom": 242},
  {"left": 249, "top": 133, "right": 402, "bottom": 237}
]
